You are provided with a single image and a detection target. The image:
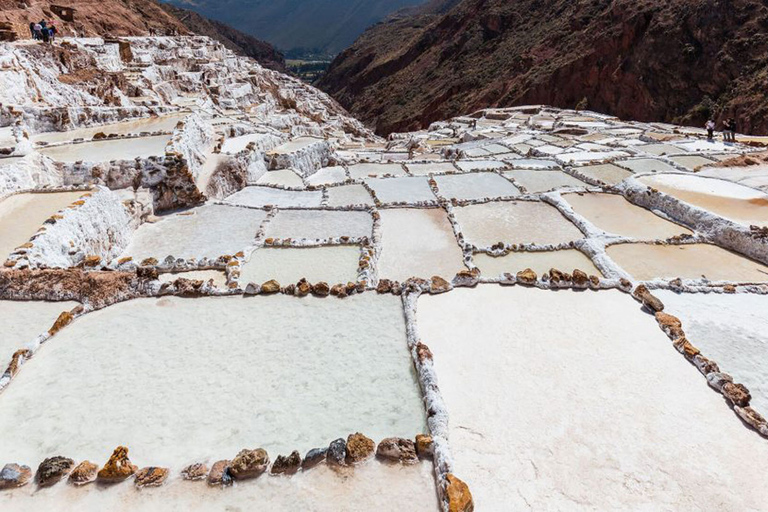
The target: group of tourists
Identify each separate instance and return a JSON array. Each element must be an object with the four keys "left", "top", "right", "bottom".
[
  {"left": 705, "top": 118, "right": 738, "bottom": 143},
  {"left": 29, "top": 20, "right": 57, "bottom": 43}
]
